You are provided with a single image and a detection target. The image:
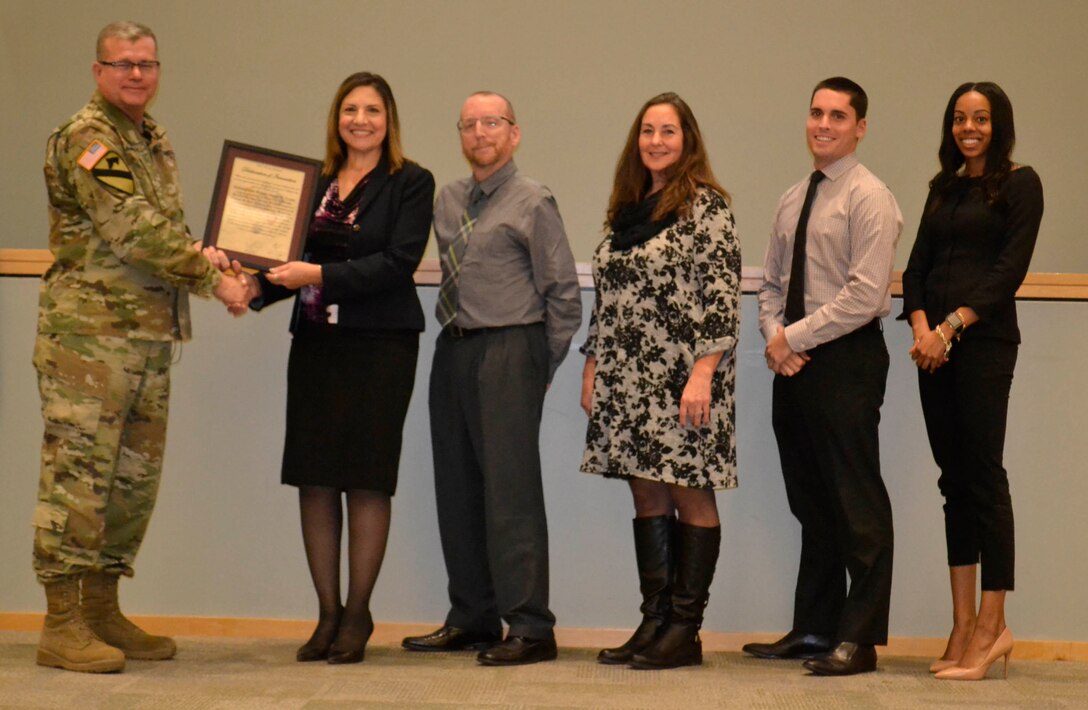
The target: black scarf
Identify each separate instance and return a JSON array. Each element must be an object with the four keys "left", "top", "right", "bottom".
[{"left": 609, "top": 192, "right": 678, "bottom": 250}]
